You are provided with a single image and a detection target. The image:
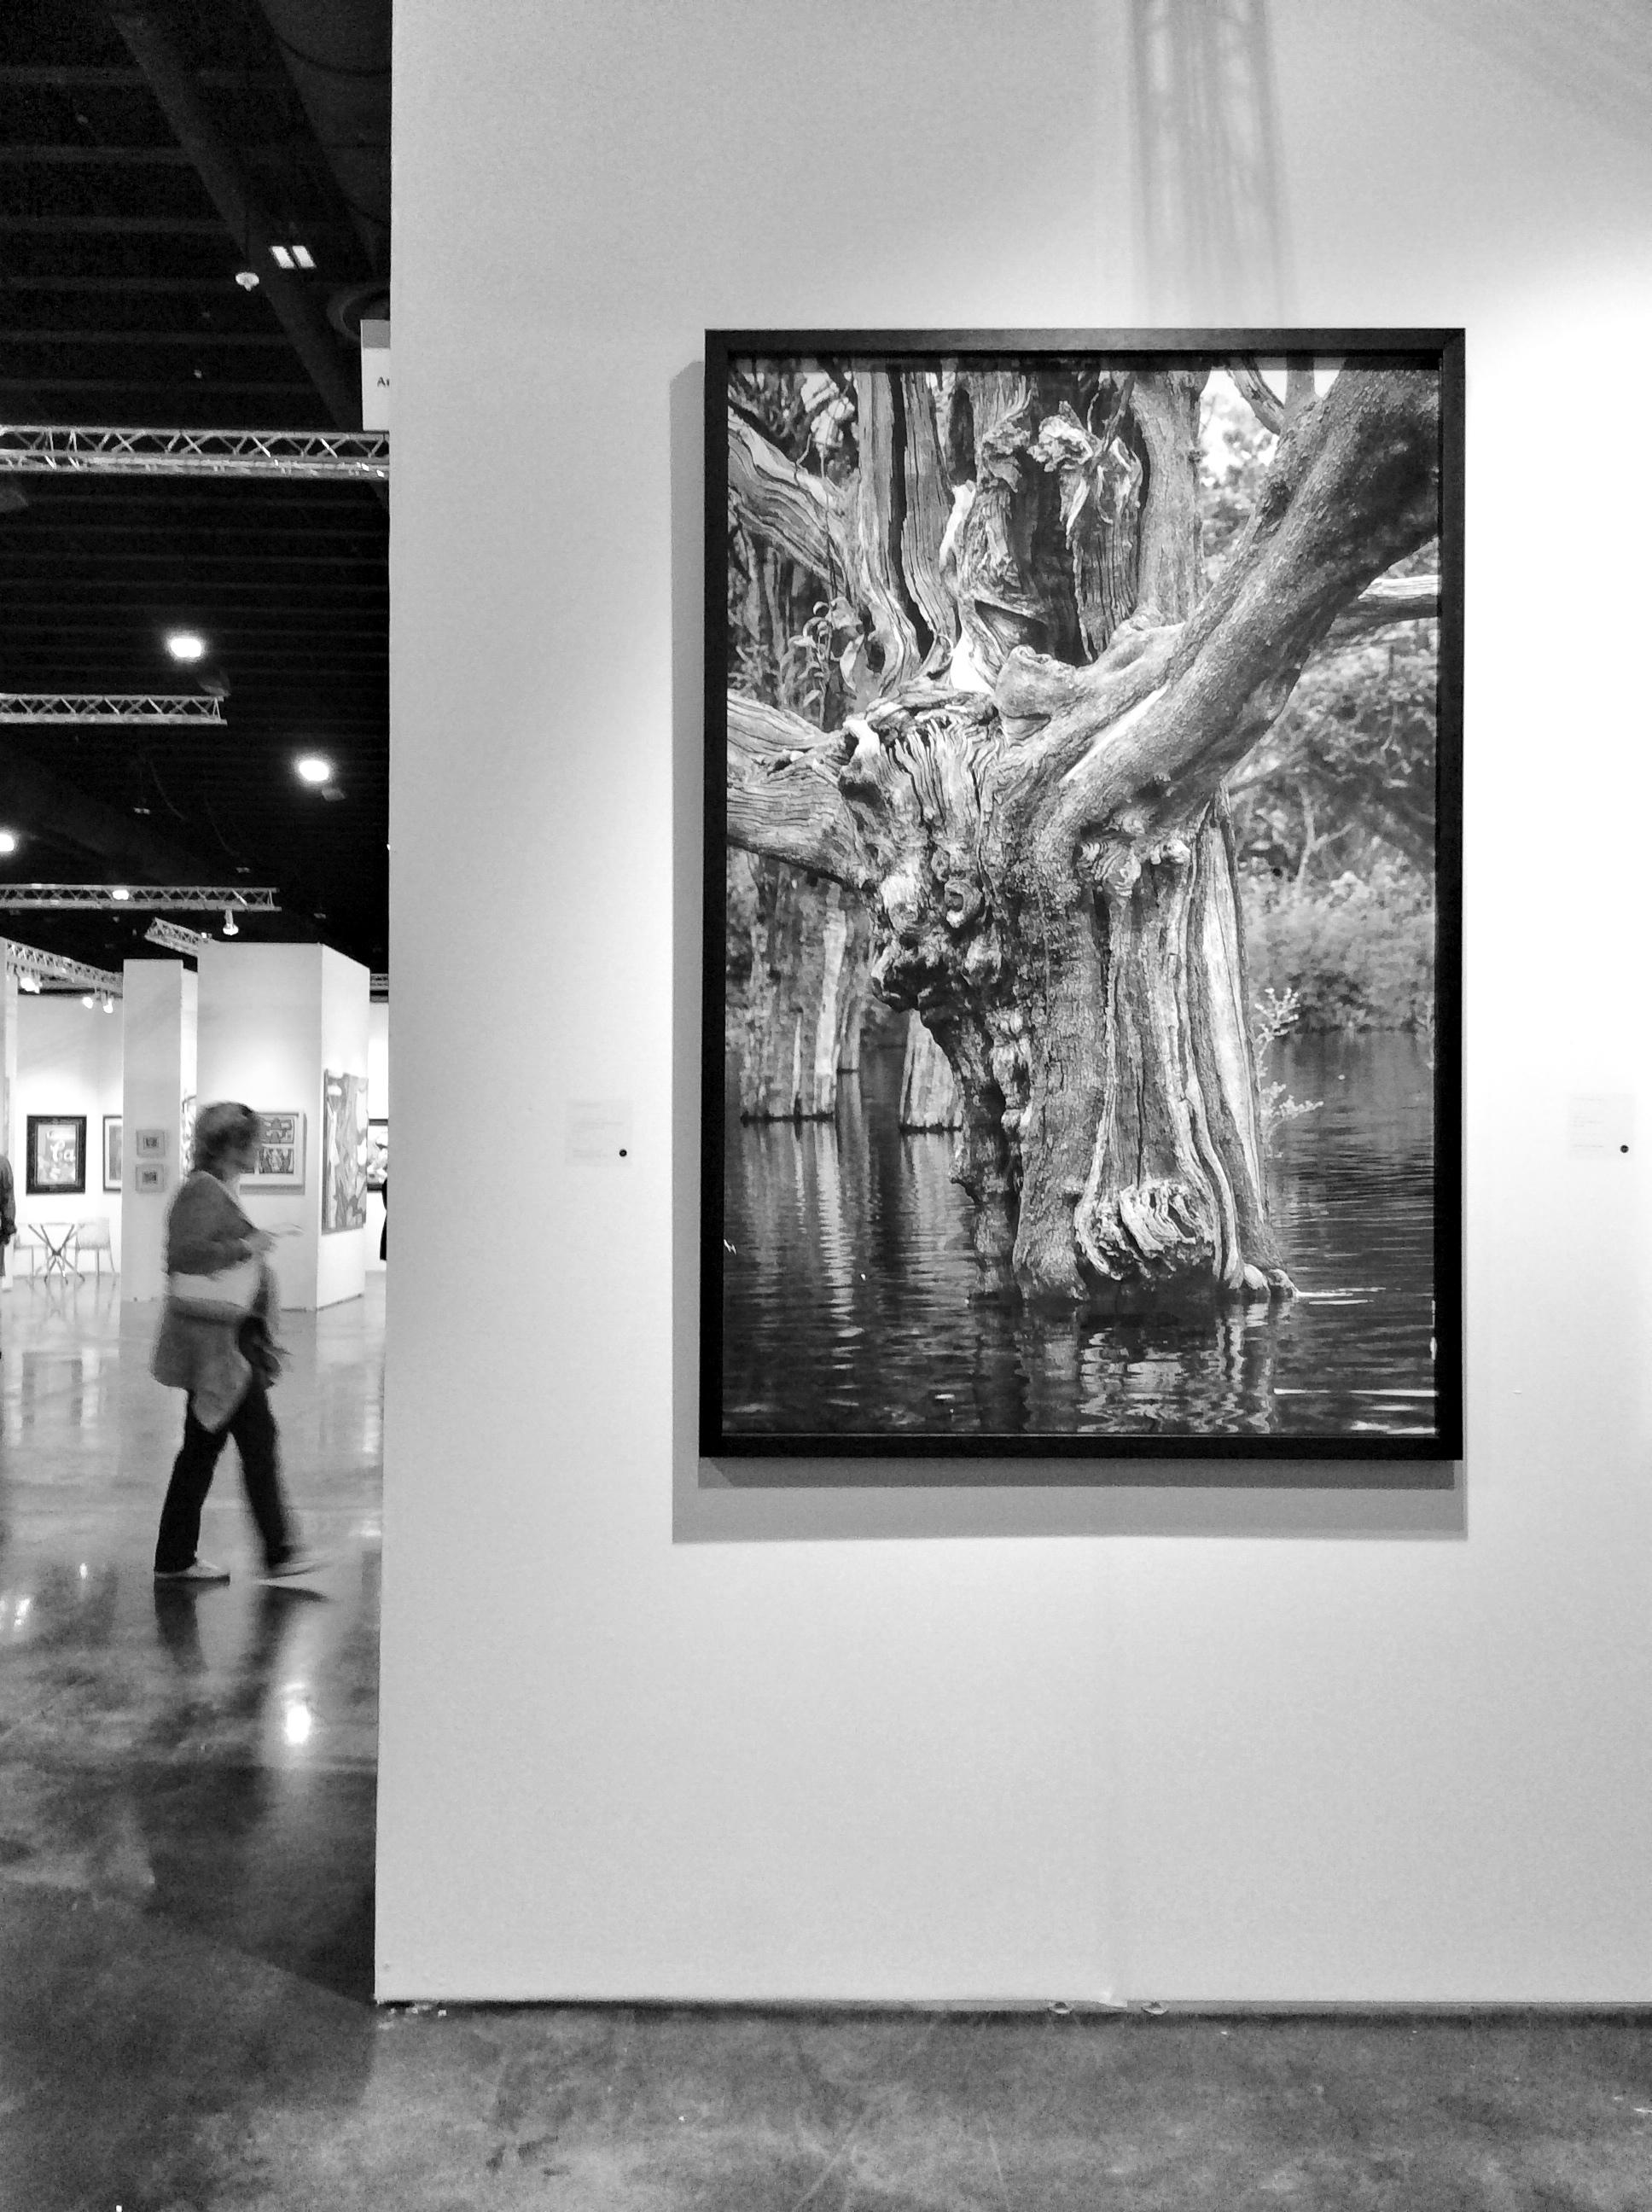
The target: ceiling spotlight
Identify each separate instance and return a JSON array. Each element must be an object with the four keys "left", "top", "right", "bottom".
[
  {"left": 80, "top": 993, "right": 95, "bottom": 1010},
  {"left": 295, "top": 754, "right": 334, "bottom": 786},
  {"left": 236, "top": 269, "right": 260, "bottom": 291},
  {"left": 111, "top": 885, "right": 131, "bottom": 902},
  {"left": 270, "top": 243, "right": 316, "bottom": 271},
  {"left": 0, "top": 830, "right": 16, "bottom": 855},
  {"left": 18, "top": 975, "right": 40, "bottom": 994},
  {"left": 222, "top": 909, "right": 239, "bottom": 937},
  {"left": 101, "top": 994, "right": 115, "bottom": 1015},
  {"left": 165, "top": 630, "right": 207, "bottom": 663}
]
